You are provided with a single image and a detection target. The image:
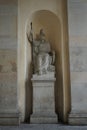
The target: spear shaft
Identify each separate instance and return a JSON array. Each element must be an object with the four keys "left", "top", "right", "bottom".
[
  {"left": 30, "top": 22, "right": 34, "bottom": 73},
  {"left": 27, "top": 22, "right": 34, "bottom": 73}
]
